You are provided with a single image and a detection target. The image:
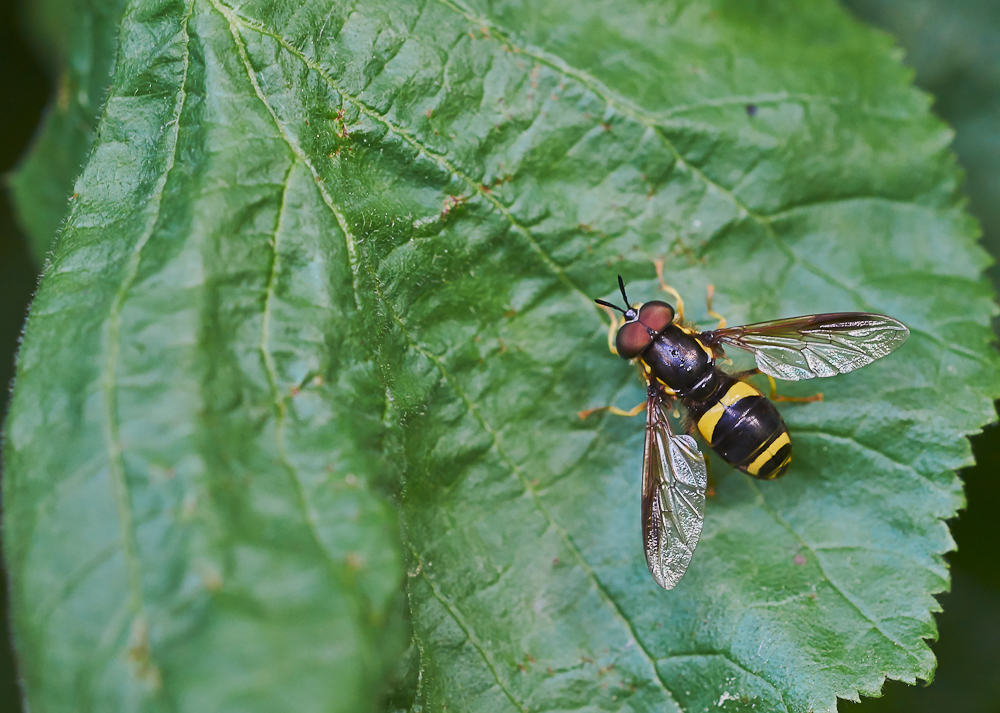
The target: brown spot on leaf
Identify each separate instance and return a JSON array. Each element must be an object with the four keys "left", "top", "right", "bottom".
[{"left": 127, "top": 619, "right": 163, "bottom": 690}]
